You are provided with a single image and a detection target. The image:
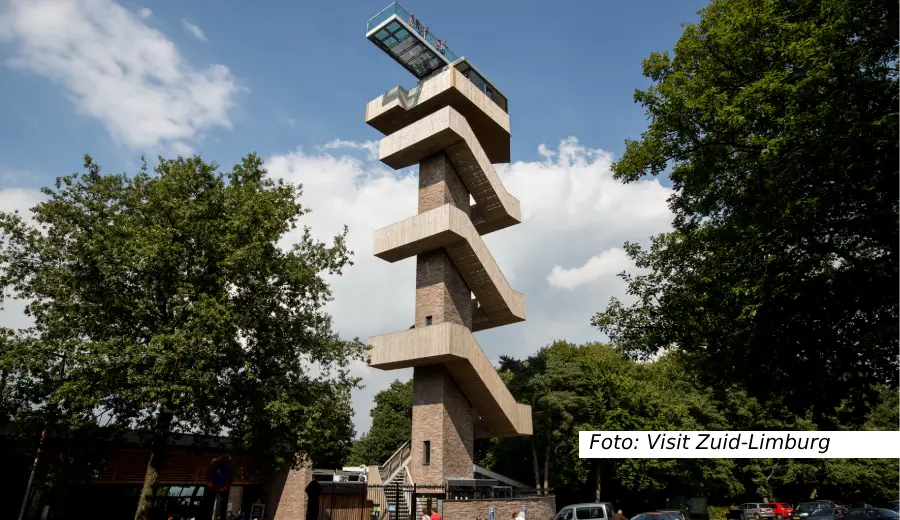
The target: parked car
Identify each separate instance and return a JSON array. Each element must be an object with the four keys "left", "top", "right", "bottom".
[
  {"left": 849, "top": 504, "right": 873, "bottom": 510},
  {"left": 769, "top": 503, "right": 795, "bottom": 519},
  {"left": 630, "top": 513, "right": 684, "bottom": 520},
  {"left": 733, "top": 503, "right": 777, "bottom": 520},
  {"left": 810, "top": 508, "right": 847, "bottom": 520},
  {"left": 795, "top": 503, "right": 828, "bottom": 519},
  {"left": 817, "top": 502, "right": 839, "bottom": 508},
  {"left": 659, "top": 509, "right": 692, "bottom": 520},
  {"left": 557, "top": 503, "right": 615, "bottom": 520},
  {"left": 847, "top": 509, "right": 899, "bottom": 520}
]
